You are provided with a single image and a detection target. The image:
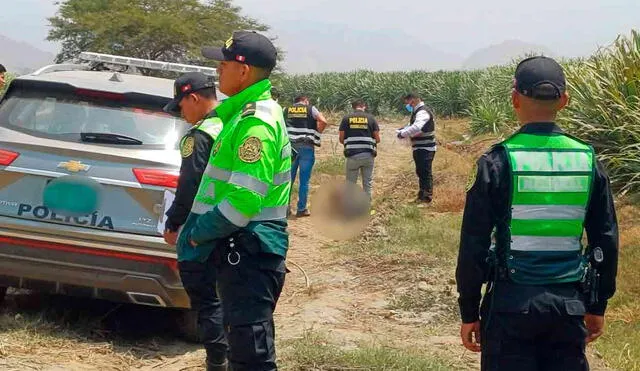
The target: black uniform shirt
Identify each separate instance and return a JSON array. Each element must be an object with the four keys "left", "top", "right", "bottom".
[
  {"left": 164, "top": 114, "right": 216, "bottom": 232},
  {"left": 456, "top": 122, "right": 619, "bottom": 323}
]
